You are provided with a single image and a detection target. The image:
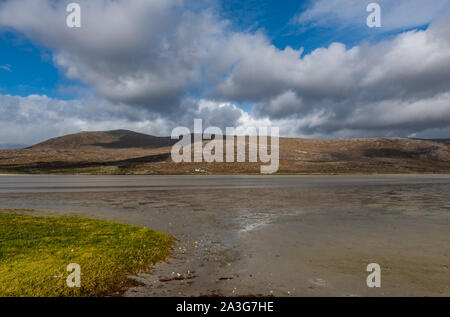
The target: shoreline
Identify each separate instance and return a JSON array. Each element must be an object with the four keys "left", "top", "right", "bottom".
[{"left": 0, "top": 175, "right": 449, "bottom": 296}]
